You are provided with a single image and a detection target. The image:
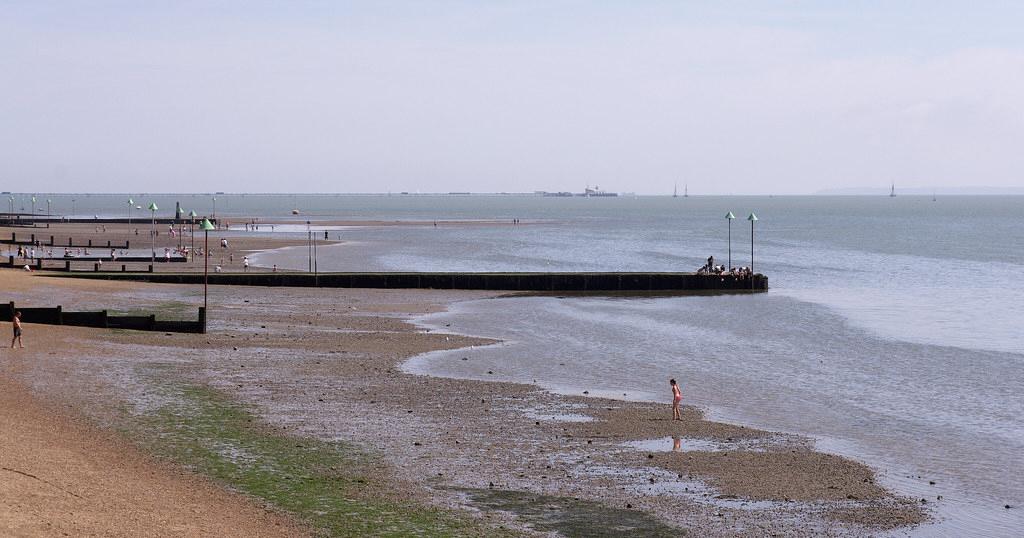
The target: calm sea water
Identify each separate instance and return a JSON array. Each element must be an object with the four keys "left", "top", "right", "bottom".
[{"left": 25, "top": 193, "right": 1024, "bottom": 535}]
